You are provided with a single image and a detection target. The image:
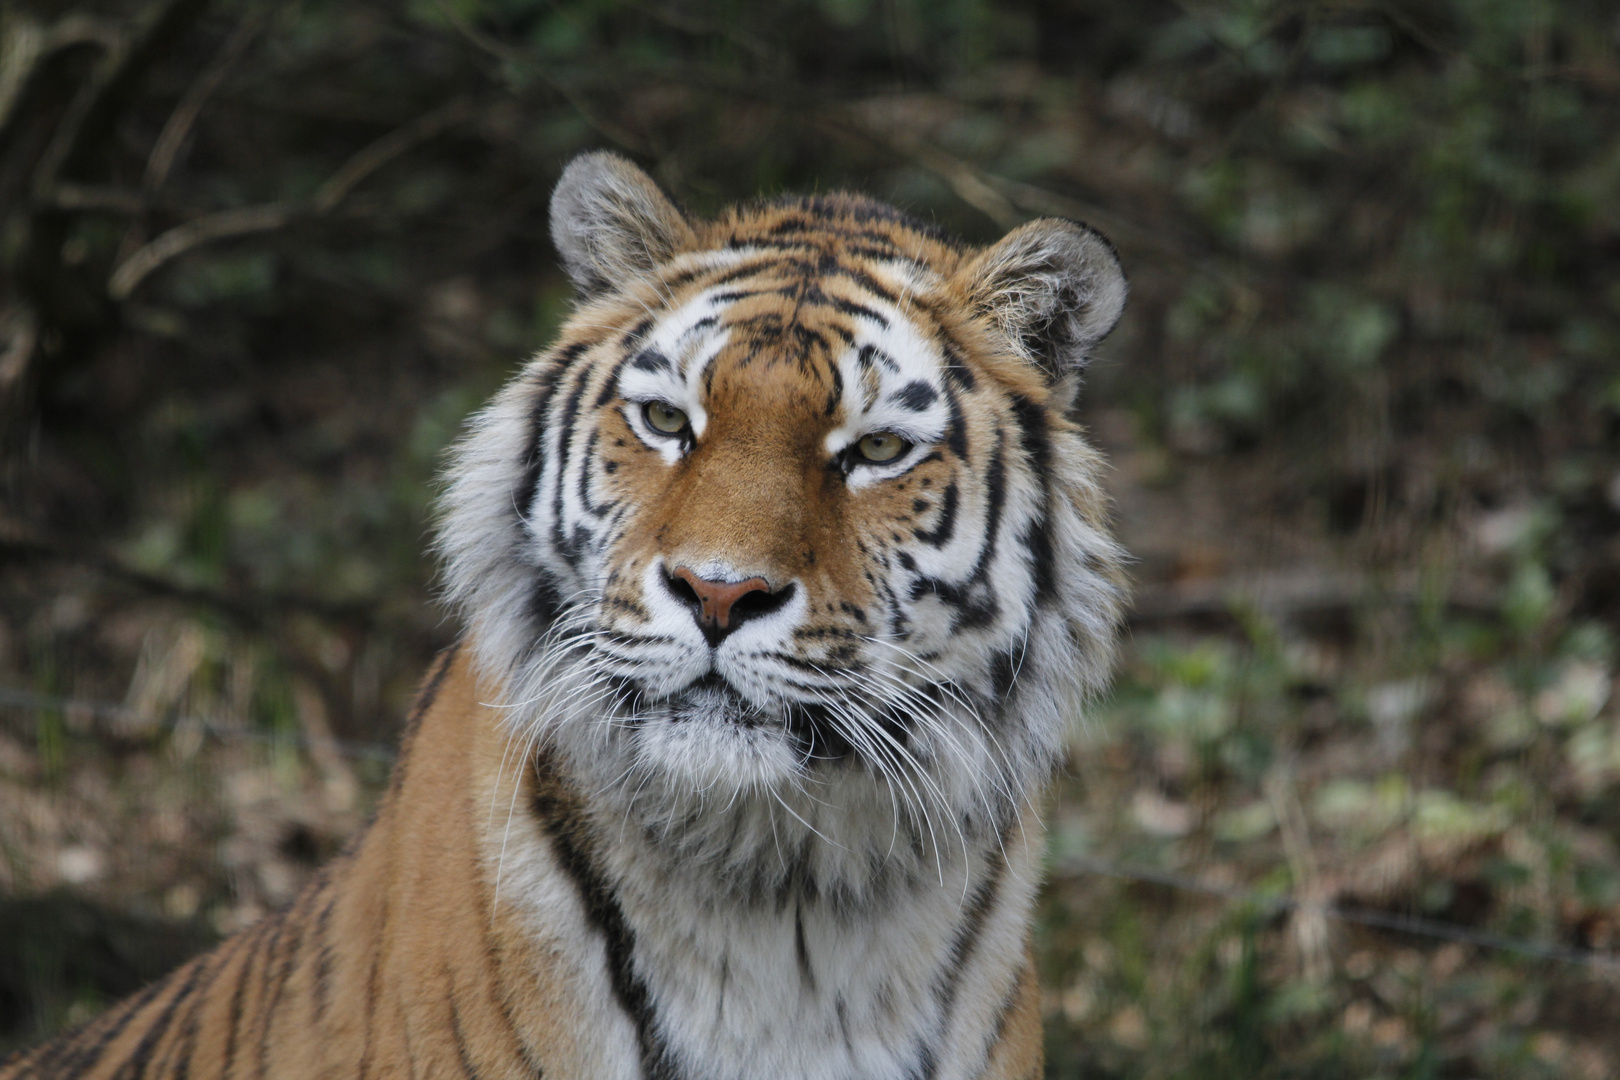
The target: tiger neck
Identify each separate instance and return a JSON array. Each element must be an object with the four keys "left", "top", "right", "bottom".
[{"left": 506, "top": 724, "right": 1046, "bottom": 1080}]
